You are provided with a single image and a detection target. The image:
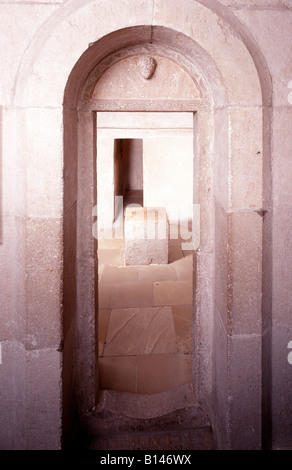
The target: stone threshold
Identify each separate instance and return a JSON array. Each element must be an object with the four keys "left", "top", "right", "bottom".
[
  {"left": 95, "top": 383, "right": 196, "bottom": 420},
  {"left": 76, "top": 392, "right": 215, "bottom": 450}
]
